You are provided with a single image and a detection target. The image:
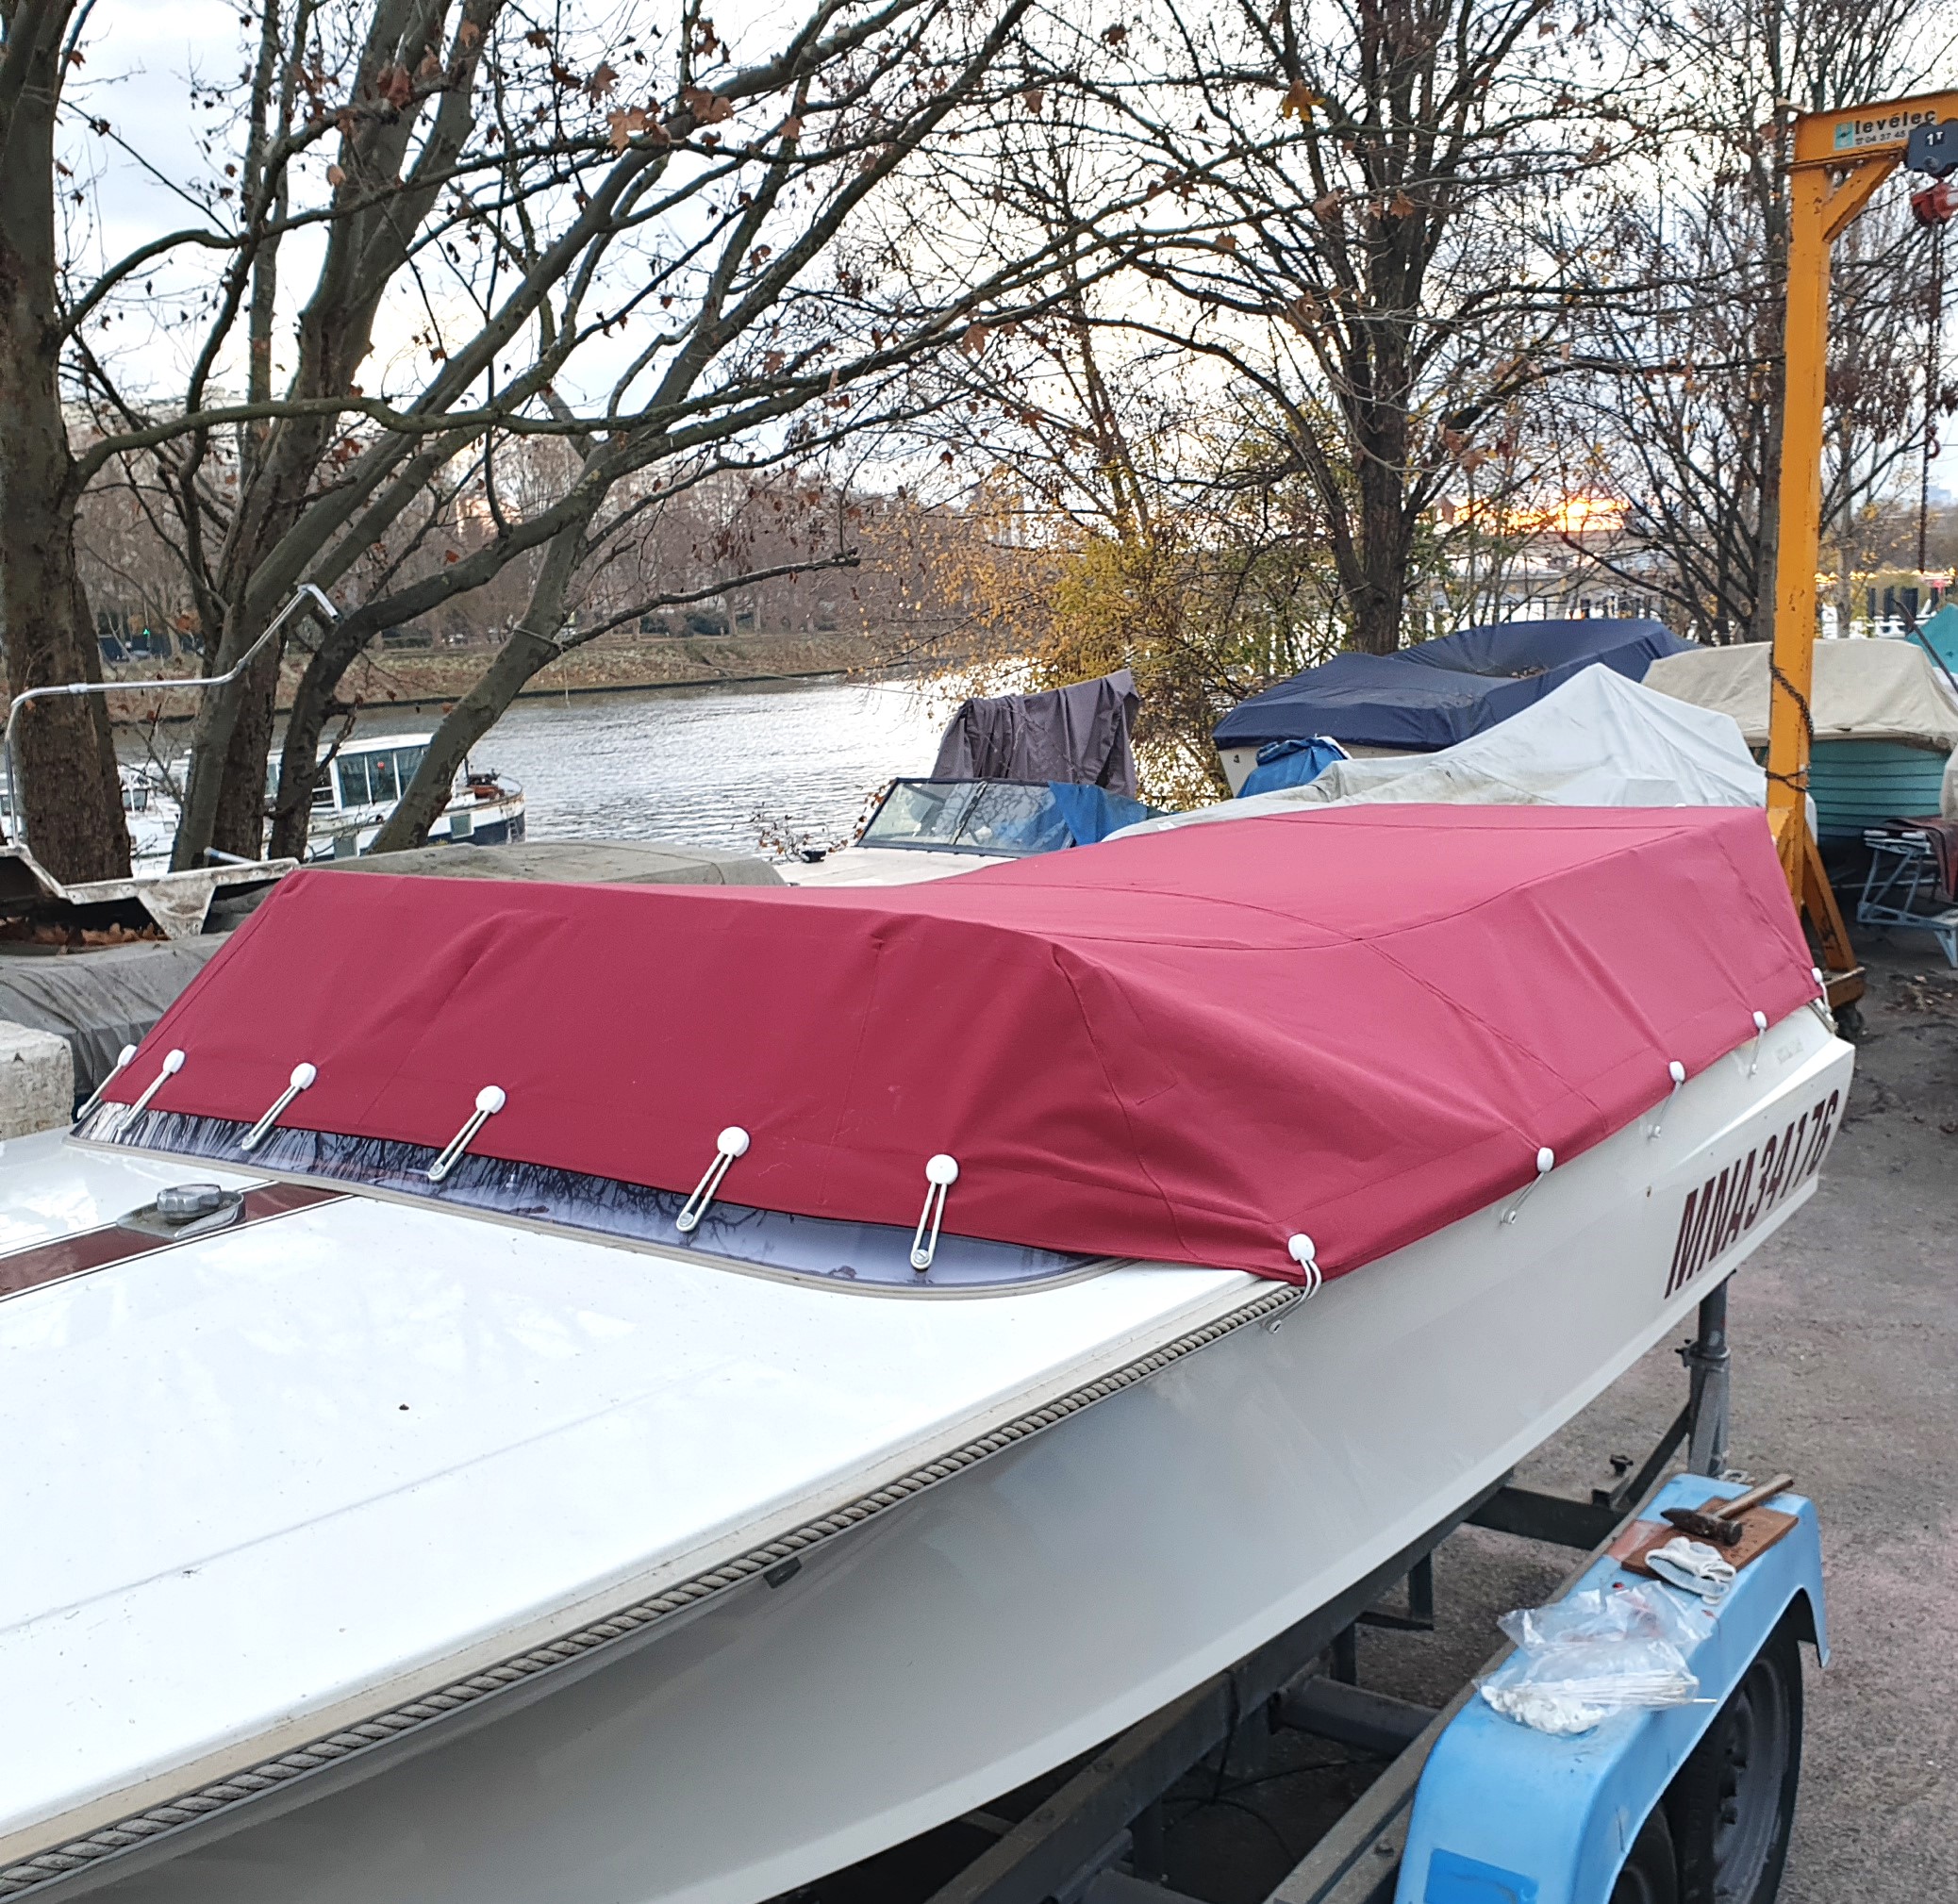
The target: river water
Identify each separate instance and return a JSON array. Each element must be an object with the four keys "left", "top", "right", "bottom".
[{"left": 343, "top": 677, "right": 947, "bottom": 855}]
